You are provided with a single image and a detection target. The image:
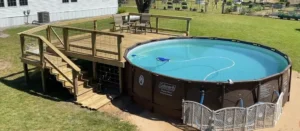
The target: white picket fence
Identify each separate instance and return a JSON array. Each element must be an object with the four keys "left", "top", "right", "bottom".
[{"left": 182, "top": 93, "right": 284, "bottom": 131}]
